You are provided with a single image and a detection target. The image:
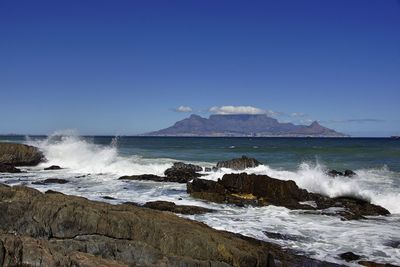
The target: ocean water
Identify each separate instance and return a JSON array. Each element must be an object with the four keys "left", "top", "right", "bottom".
[{"left": 1, "top": 132, "right": 400, "bottom": 266}]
